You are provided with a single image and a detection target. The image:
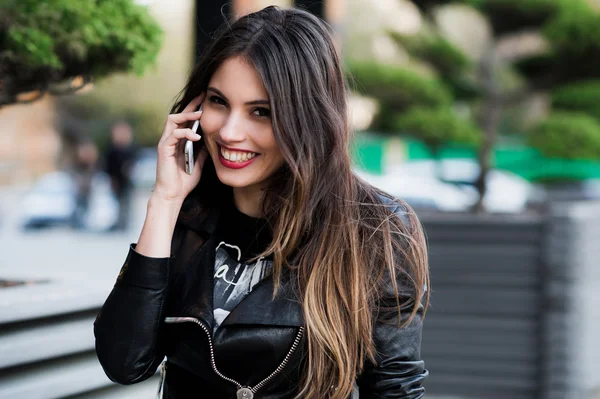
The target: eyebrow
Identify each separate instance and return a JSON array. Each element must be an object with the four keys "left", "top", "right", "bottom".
[{"left": 207, "top": 87, "right": 270, "bottom": 106}]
